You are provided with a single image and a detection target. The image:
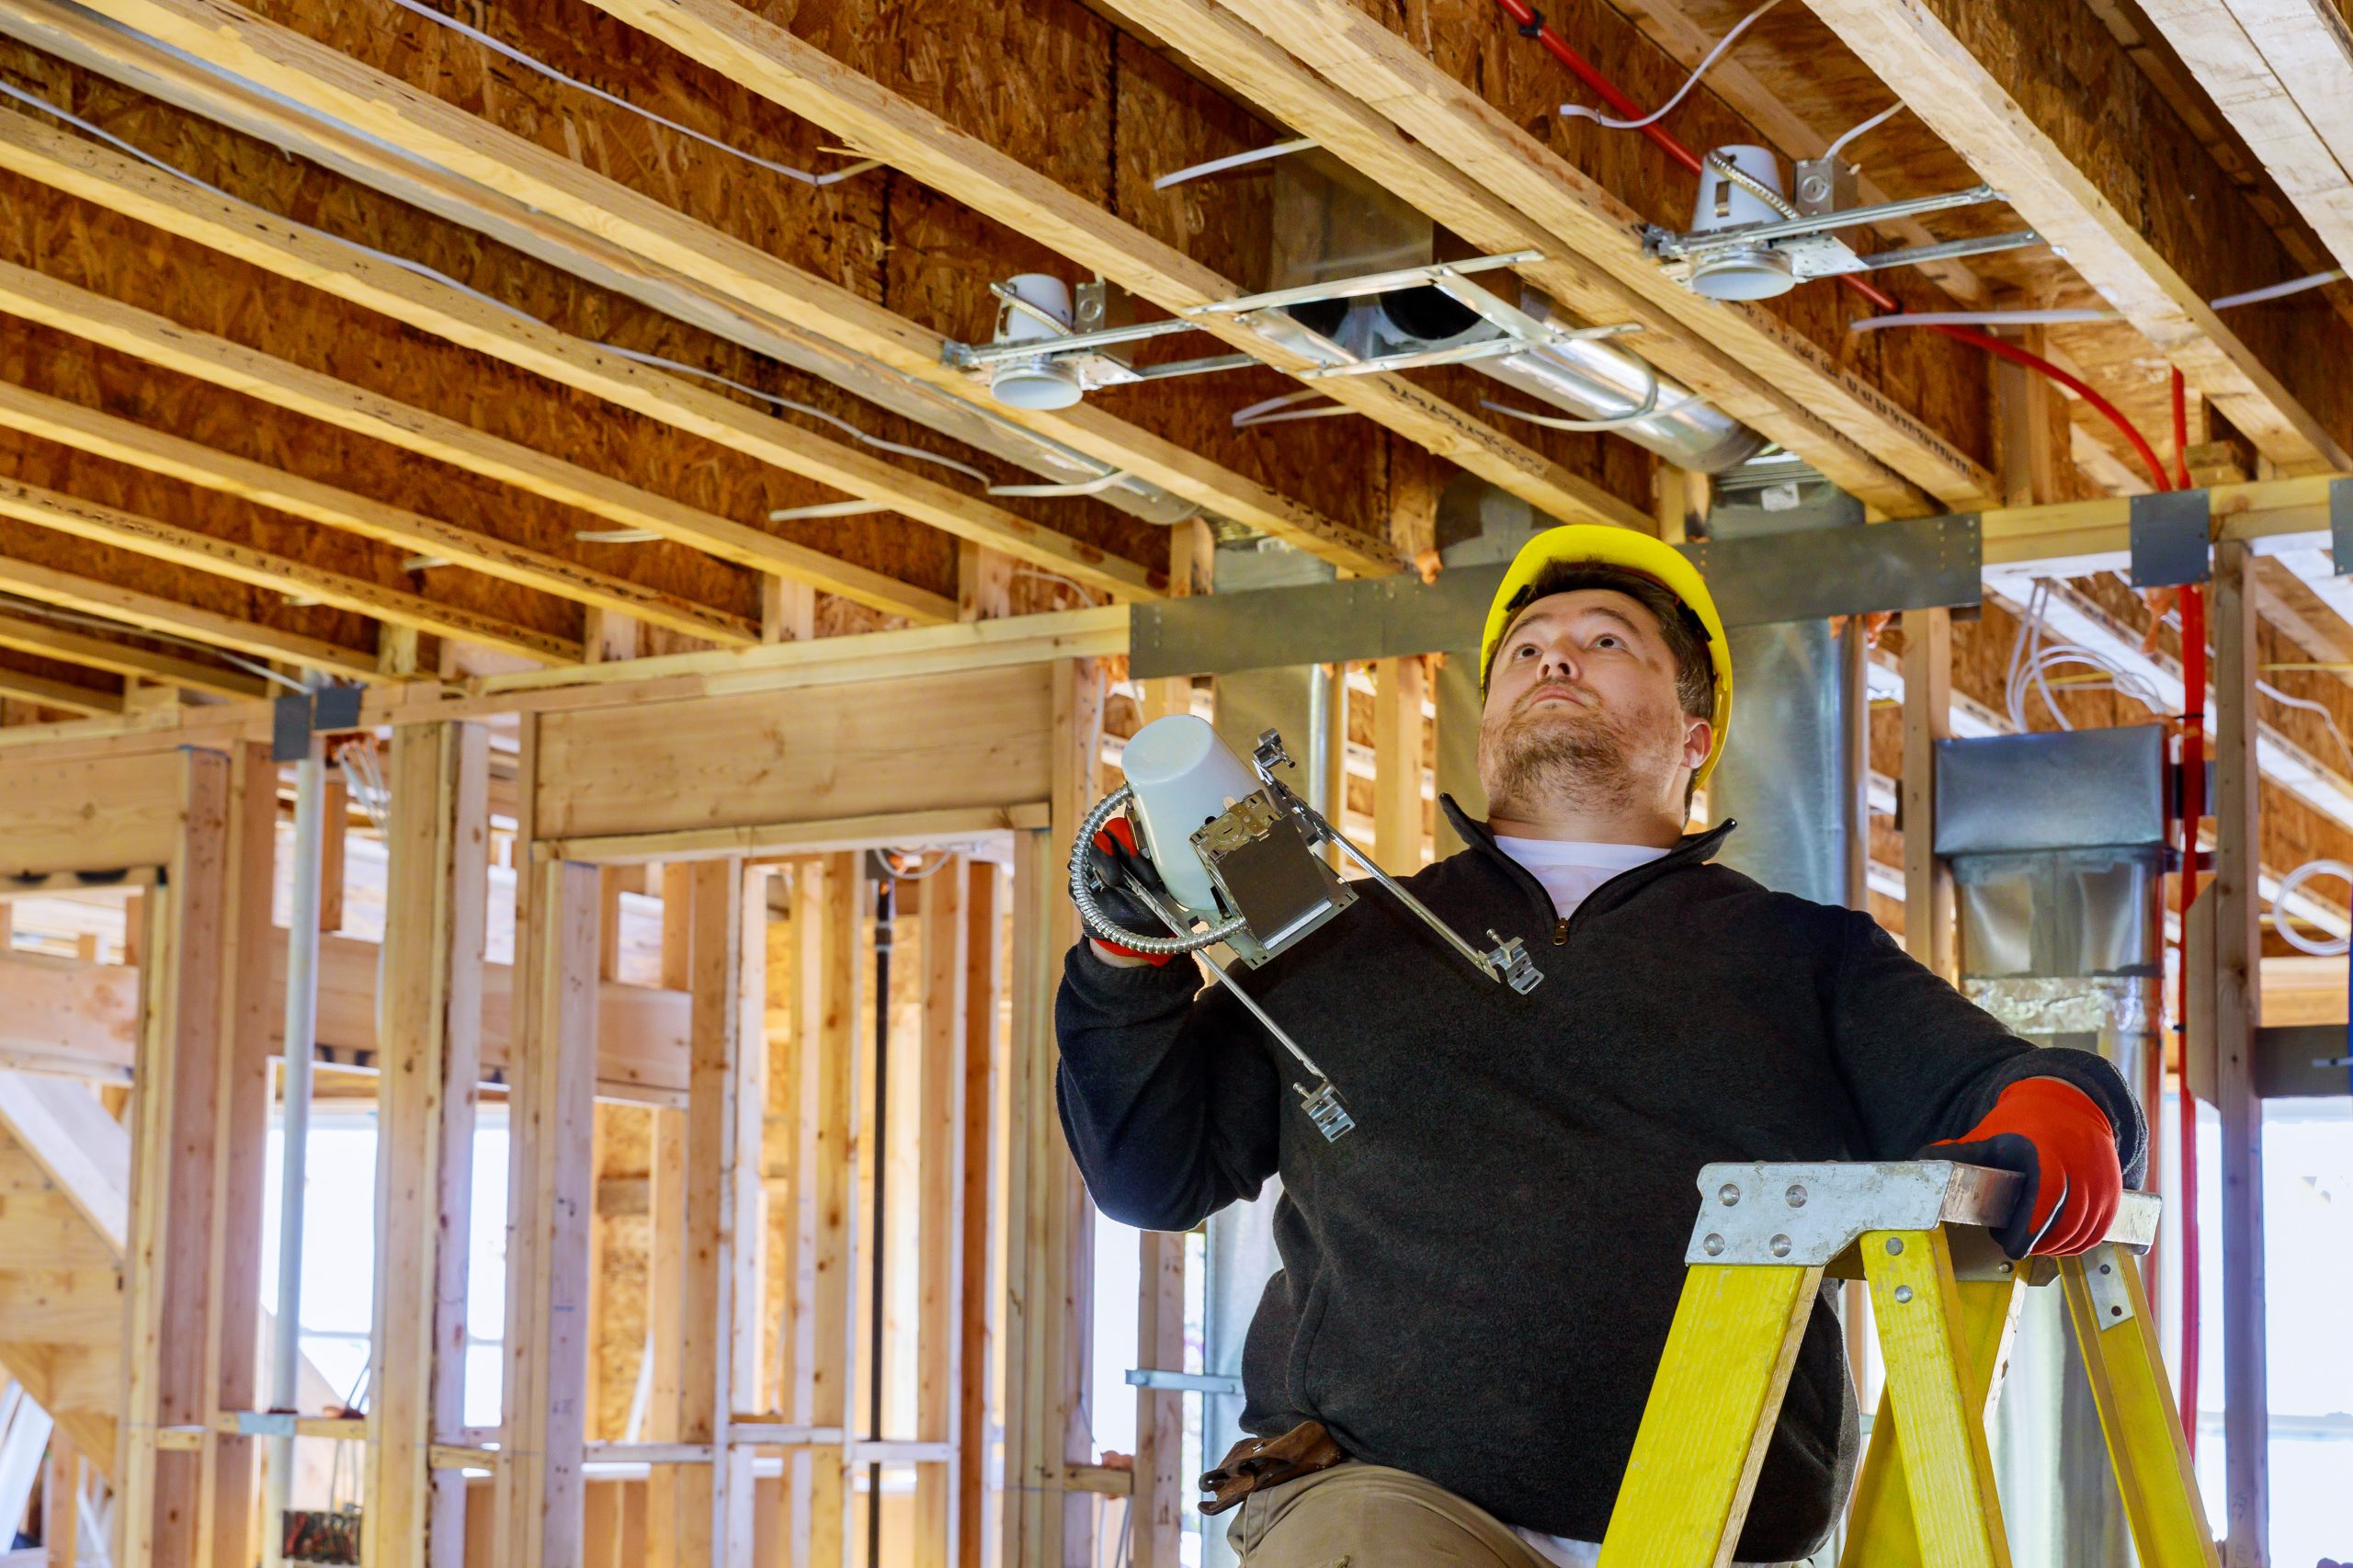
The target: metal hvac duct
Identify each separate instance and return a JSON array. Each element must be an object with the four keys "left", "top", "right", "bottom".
[
  {"left": 1272, "top": 154, "right": 1768, "bottom": 474},
  {"left": 1697, "top": 458, "right": 1871, "bottom": 908},
  {"left": 1935, "top": 724, "right": 2168, "bottom": 1568}
]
